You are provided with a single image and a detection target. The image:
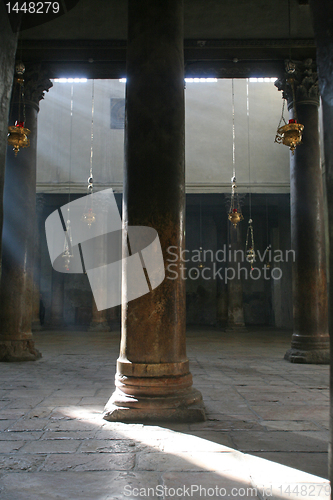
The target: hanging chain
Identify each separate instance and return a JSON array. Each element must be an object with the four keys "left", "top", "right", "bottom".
[
  {"left": 245, "top": 79, "right": 254, "bottom": 266},
  {"left": 88, "top": 79, "right": 95, "bottom": 193},
  {"left": 245, "top": 222, "right": 255, "bottom": 269},
  {"left": 246, "top": 78, "right": 252, "bottom": 221},
  {"left": 290, "top": 78, "right": 298, "bottom": 122},
  {"left": 68, "top": 84, "right": 74, "bottom": 206},
  {"left": 277, "top": 98, "right": 288, "bottom": 129},
  {"left": 232, "top": 78, "right": 236, "bottom": 180},
  {"left": 62, "top": 84, "right": 75, "bottom": 270}
]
